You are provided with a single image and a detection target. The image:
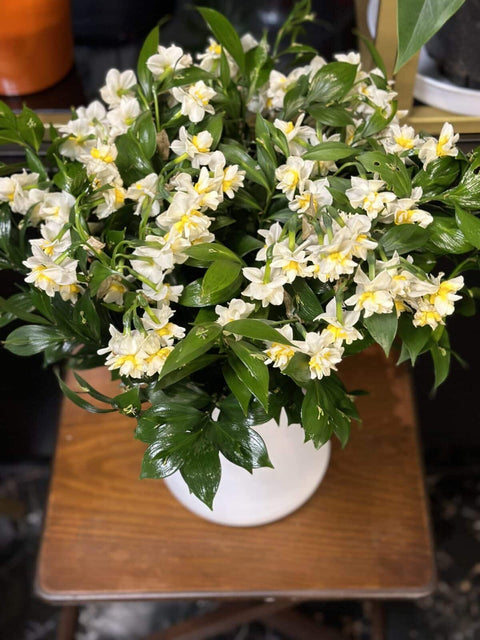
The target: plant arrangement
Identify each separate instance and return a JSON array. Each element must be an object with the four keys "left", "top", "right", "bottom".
[{"left": 1, "top": 2, "right": 479, "bottom": 508}]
